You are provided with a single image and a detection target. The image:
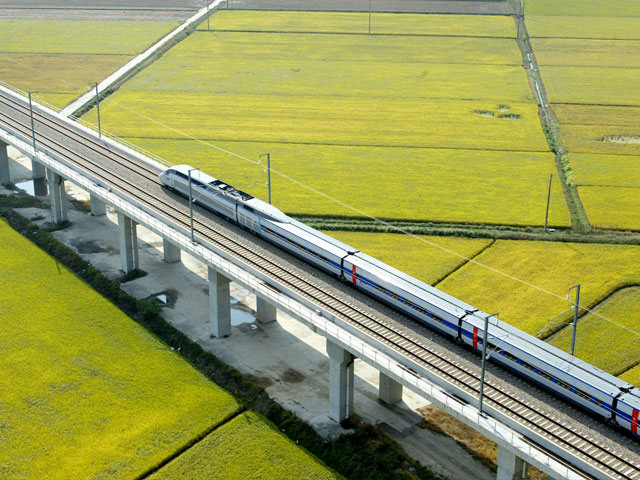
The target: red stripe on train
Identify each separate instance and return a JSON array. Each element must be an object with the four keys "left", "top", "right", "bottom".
[
  {"left": 352, "top": 265, "right": 357, "bottom": 285},
  {"left": 632, "top": 409, "right": 639, "bottom": 434},
  {"left": 473, "top": 327, "right": 478, "bottom": 349}
]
